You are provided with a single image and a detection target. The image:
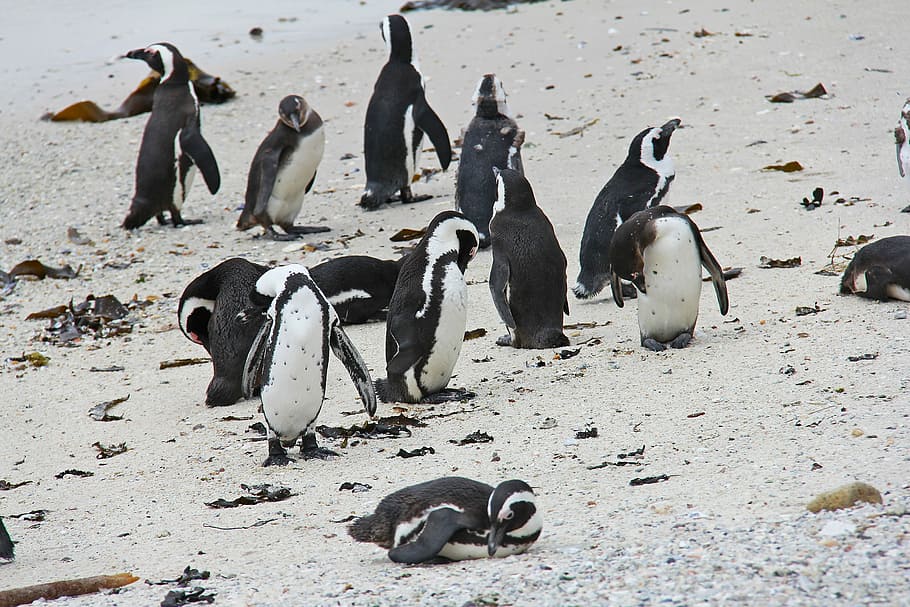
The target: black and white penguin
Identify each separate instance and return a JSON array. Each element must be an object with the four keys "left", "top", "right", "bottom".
[
  {"left": 375, "top": 211, "right": 479, "bottom": 403},
  {"left": 840, "top": 236, "right": 910, "bottom": 301},
  {"left": 122, "top": 43, "right": 220, "bottom": 229},
  {"left": 455, "top": 74, "right": 524, "bottom": 248},
  {"left": 0, "top": 517, "right": 13, "bottom": 560},
  {"left": 489, "top": 168, "right": 569, "bottom": 348},
  {"left": 573, "top": 118, "right": 681, "bottom": 299},
  {"left": 609, "top": 205, "right": 728, "bottom": 351},
  {"left": 348, "top": 477, "right": 542, "bottom": 564},
  {"left": 242, "top": 264, "right": 377, "bottom": 466},
  {"left": 237, "top": 95, "right": 329, "bottom": 240},
  {"left": 178, "top": 258, "right": 268, "bottom": 407},
  {"left": 896, "top": 98, "right": 910, "bottom": 187},
  {"left": 359, "top": 14, "right": 452, "bottom": 210},
  {"left": 309, "top": 255, "right": 402, "bottom": 324}
]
